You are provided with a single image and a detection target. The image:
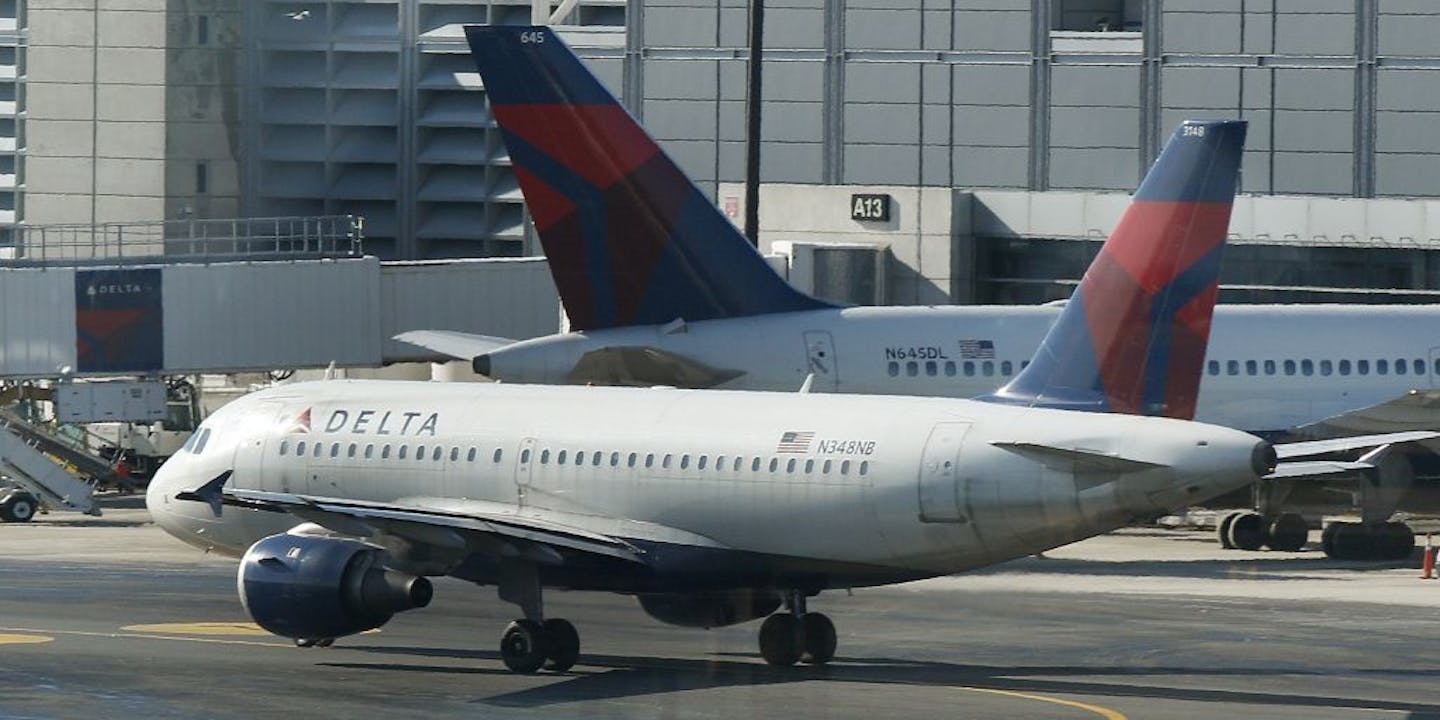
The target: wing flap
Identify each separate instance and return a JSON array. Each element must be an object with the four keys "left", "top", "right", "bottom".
[{"left": 1264, "top": 460, "right": 1373, "bottom": 480}]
